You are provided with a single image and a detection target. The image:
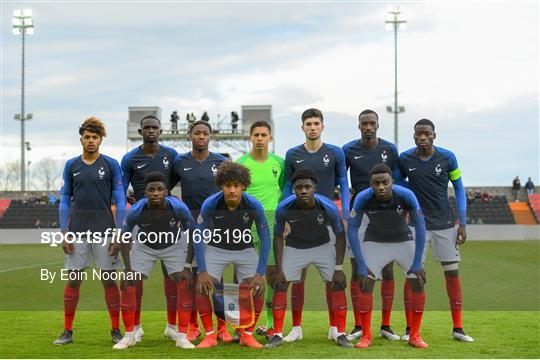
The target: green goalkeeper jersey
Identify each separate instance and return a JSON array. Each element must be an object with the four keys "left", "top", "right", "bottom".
[{"left": 236, "top": 152, "right": 285, "bottom": 211}]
